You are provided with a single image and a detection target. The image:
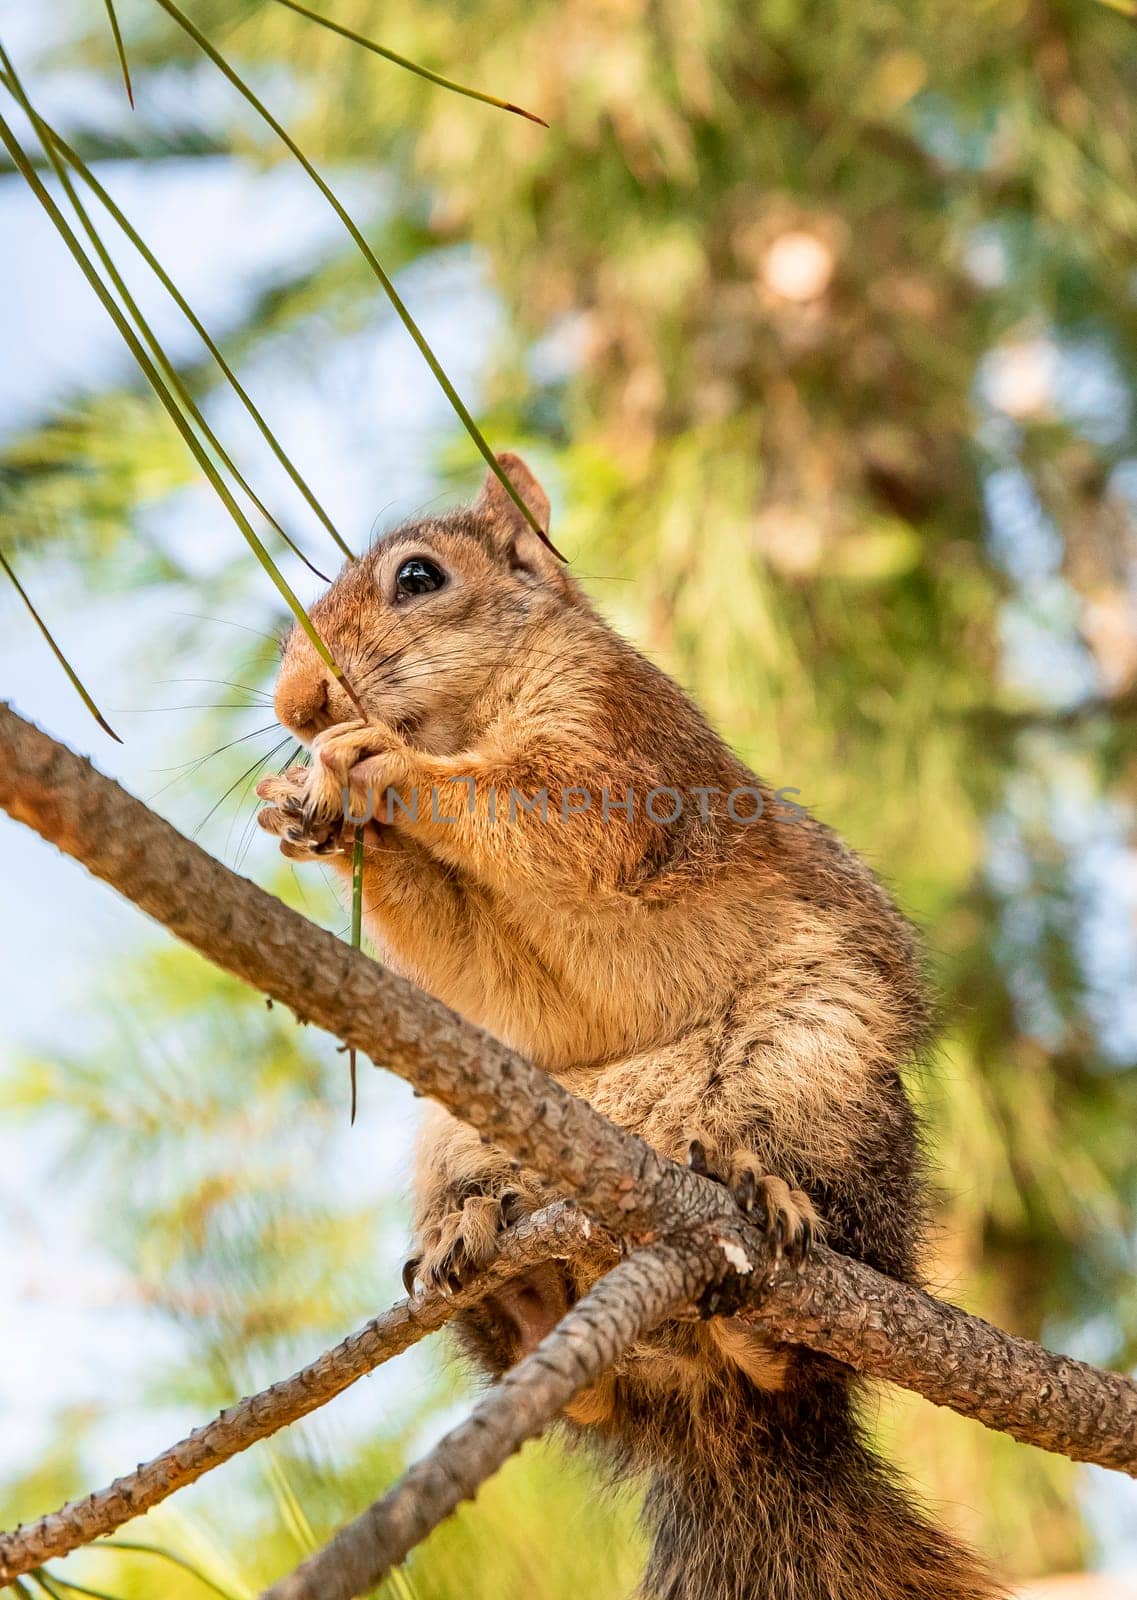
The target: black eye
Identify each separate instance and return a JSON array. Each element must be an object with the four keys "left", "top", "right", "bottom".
[{"left": 394, "top": 557, "right": 446, "bottom": 600}]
